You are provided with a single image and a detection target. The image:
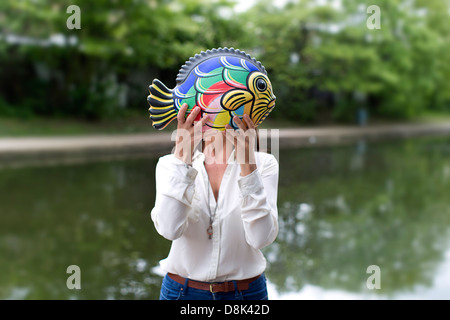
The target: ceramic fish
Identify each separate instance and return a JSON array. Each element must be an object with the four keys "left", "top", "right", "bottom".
[{"left": 147, "top": 47, "right": 276, "bottom": 130}]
